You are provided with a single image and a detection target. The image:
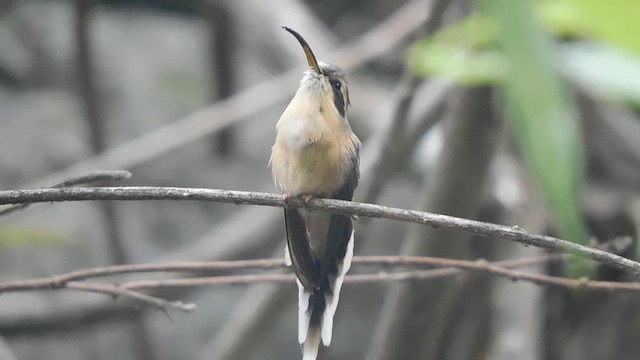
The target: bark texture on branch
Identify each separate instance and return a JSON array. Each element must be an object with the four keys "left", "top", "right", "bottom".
[{"left": 0, "top": 186, "right": 638, "bottom": 276}]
